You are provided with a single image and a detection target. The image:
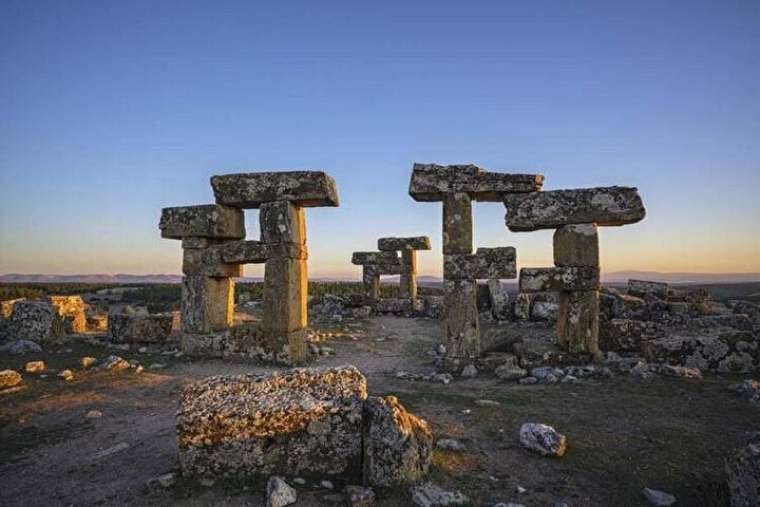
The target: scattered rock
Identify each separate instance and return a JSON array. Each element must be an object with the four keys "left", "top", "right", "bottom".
[
  {"left": 495, "top": 365, "right": 528, "bottom": 380},
  {"left": 642, "top": 487, "right": 676, "bottom": 506},
  {"left": 100, "top": 355, "right": 131, "bottom": 371},
  {"left": 58, "top": 369, "right": 74, "bottom": 381},
  {"left": 519, "top": 423, "right": 567, "bottom": 457},
  {"left": 24, "top": 361, "right": 45, "bottom": 373},
  {"left": 0, "top": 339, "right": 42, "bottom": 356},
  {"left": 320, "top": 480, "right": 334, "bottom": 490},
  {"left": 518, "top": 377, "right": 538, "bottom": 385},
  {"left": 0, "top": 369, "right": 22, "bottom": 390},
  {"left": 345, "top": 485, "right": 375, "bottom": 507},
  {"left": 80, "top": 356, "right": 97, "bottom": 368},
  {"left": 460, "top": 364, "right": 478, "bottom": 378},
  {"left": 475, "top": 399, "right": 501, "bottom": 407},
  {"left": 267, "top": 476, "right": 297, "bottom": 507},
  {"left": 436, "top": 438, "right": 465, "bottom": 452},
  {"left": 410, "top": 482, "right": 471, "bottom": 506},
  {"left": 731, "top": 379, "right": 760, "bottom": 407},
  {"left": 85, "top": 410, "right": 103, "bottom": 419},
  {"left": 726, "top": 433, "right": 760, "bottom": 507}
]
